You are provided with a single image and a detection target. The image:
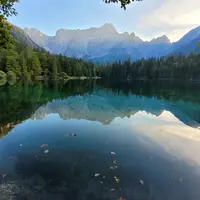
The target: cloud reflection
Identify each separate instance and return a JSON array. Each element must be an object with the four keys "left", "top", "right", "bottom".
[{"left": 114, "top": 110, "right": 200, "bottom": 169}]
